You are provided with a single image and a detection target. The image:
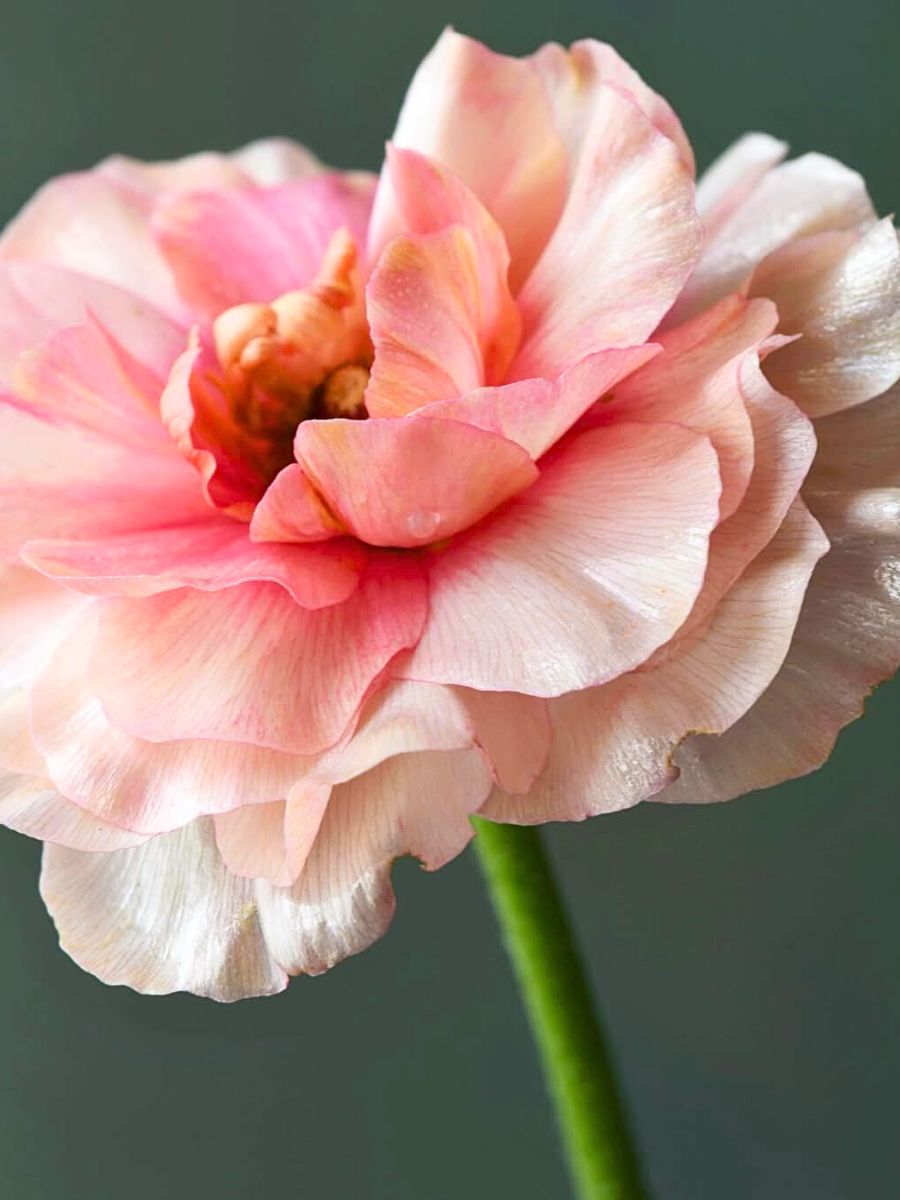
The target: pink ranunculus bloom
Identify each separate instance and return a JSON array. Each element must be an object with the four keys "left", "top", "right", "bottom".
[{"left": 2, "top": 31, "right": 899, "bottom": 1000}]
